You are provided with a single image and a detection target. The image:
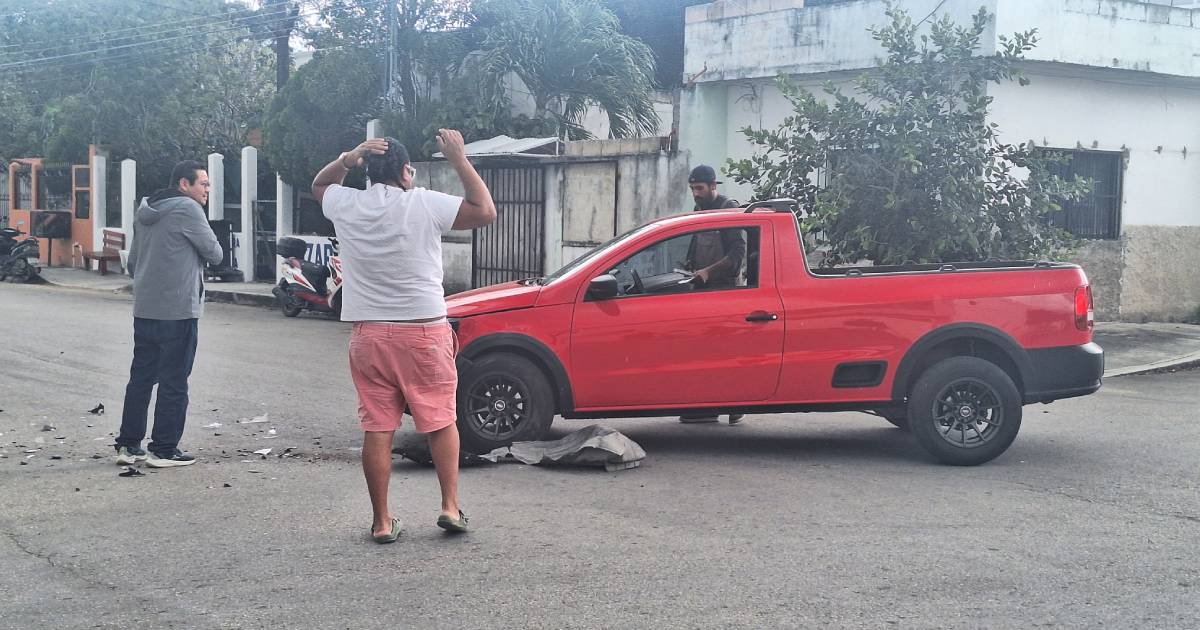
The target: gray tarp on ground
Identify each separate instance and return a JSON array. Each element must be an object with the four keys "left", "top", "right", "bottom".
[
  {"left": 479, "top": 425, "right": 645, "bottom": 471},
  {"left": 394, "top": 425, "right": 645, "bottom": 472}
]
